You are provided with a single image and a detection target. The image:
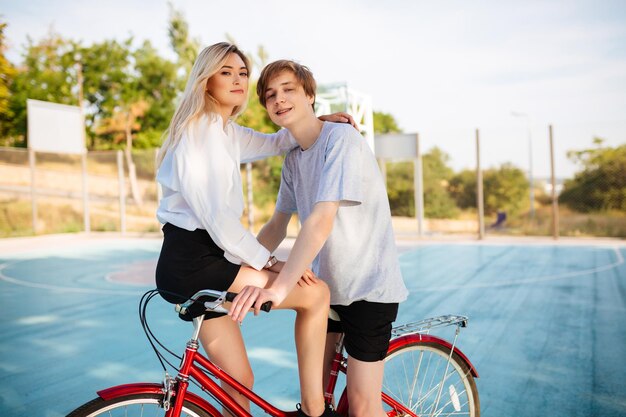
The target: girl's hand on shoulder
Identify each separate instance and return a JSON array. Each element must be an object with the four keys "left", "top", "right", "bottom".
[{"left": 318, "top": 112, "right": 357, "bottom": 129}]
